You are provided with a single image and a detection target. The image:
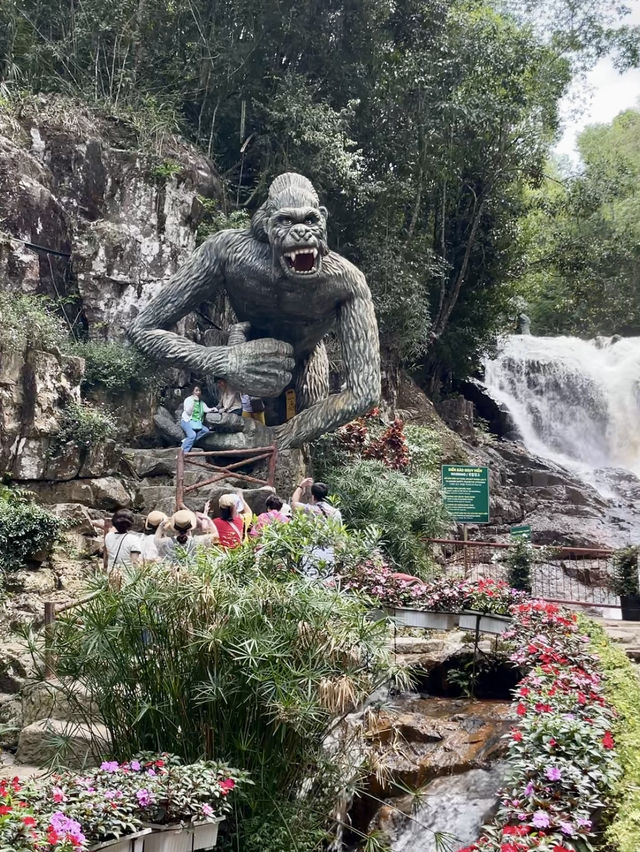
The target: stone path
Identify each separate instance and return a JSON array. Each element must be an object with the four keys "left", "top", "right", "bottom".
[{"left": 599, "top": 618, "right": 640, "bottom": 663}]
